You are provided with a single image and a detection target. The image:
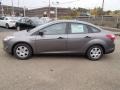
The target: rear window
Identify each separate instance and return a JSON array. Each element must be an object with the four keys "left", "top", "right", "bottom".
[{"left": 88, "top": 25, "right": 101, "bottom": 33}]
